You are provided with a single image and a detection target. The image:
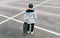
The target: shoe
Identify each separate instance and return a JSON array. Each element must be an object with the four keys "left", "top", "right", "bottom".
[
  {"left": 27, "top": 31, "right": 30, "bottom": 34},
  {"left": 31, "top": 31, "right": 34, "bottom": 34}
]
